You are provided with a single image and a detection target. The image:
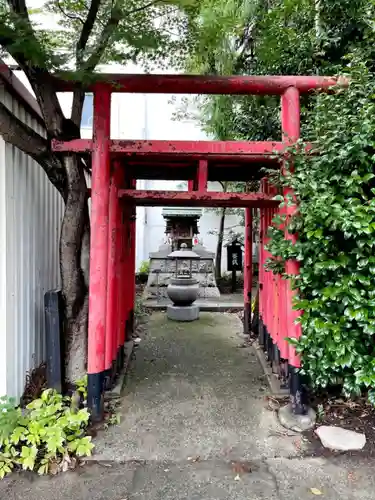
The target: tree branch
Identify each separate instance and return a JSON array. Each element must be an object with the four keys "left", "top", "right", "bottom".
[
  {"left": 71, "top": 88, "right": 85, "bottom": 129},
  {"left": 71, "top": 0, "right": 101, "bottom": 128},
  {"left": 126, "top": 0, "right": 162, "bottom": 16},
  {"left": 0, "top": 100, "right": 47, "bottom": 156},
  {"left": 82, "top": 0, "right": 166, "bottom": 71},
  {"left": 38, "top": 153, "right": 67, "bottom": 199},
  {"left": 7, "top": 0, "right": 28, "bottom": 16},
  {"left": 56, "top": 0, "right": 85, "bottom": 25},
  {"left": 3, "top": 3, "right": 66, "bottom": 136},
  {"left": 0, "top": 22, "right": 28, "bottom": 66},
  {"left": 76, "top": 0, "right": 101, "bottom": 61},
  {"left": 82, "top": 2, "right": 121, "bottom": 71},
  {"left": 0, "top": 100, "right": 68, "bottom": 196},
  {"left": 71, "top": 0, "right": 105, "bottom": 127}
]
